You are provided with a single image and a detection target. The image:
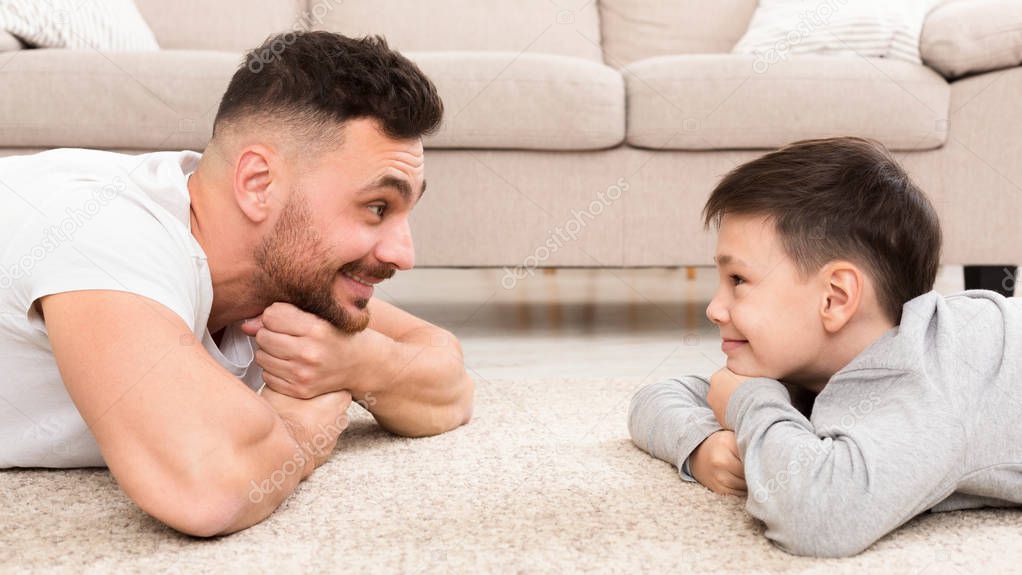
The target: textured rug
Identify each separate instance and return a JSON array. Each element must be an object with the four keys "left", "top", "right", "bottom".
[{"left": 2, "top": 377, "right": 1019, "bottom": 574}]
